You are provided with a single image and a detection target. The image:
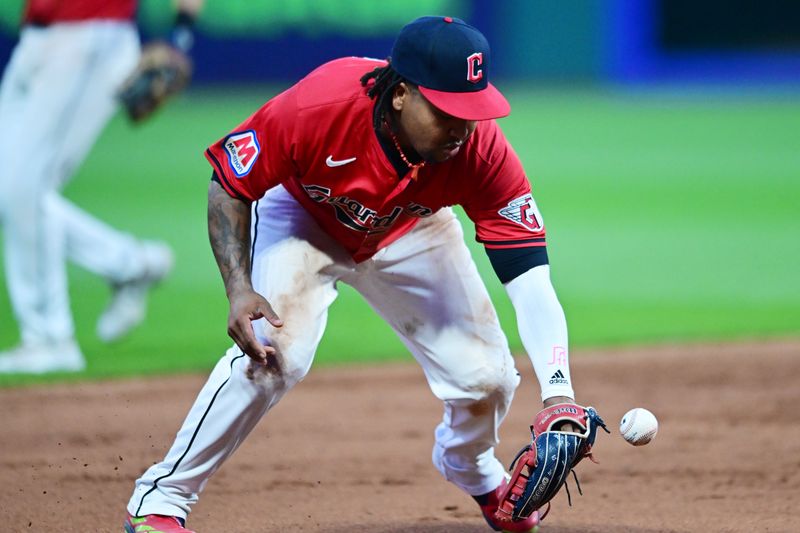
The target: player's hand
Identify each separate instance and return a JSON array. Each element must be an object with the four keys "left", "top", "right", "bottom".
[
  {"left": 543, "top": 395, "right": 579, "bottom": 433},
  {"left": 227, "top": 289, "right": 283, "bottom": 362}
]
